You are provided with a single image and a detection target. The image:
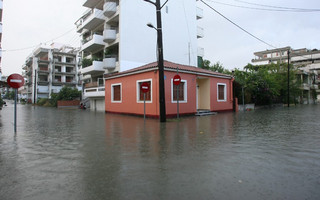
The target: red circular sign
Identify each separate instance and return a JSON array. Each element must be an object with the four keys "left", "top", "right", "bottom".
[
  {"left": 140, "top": 82, "right": 150, "bottom": 93},
  {"left": 173, "top": 74, "right": 181, "bottom": 85},
  {"left": 7, "top": 74, "right": 25, "bottom": 89}
]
